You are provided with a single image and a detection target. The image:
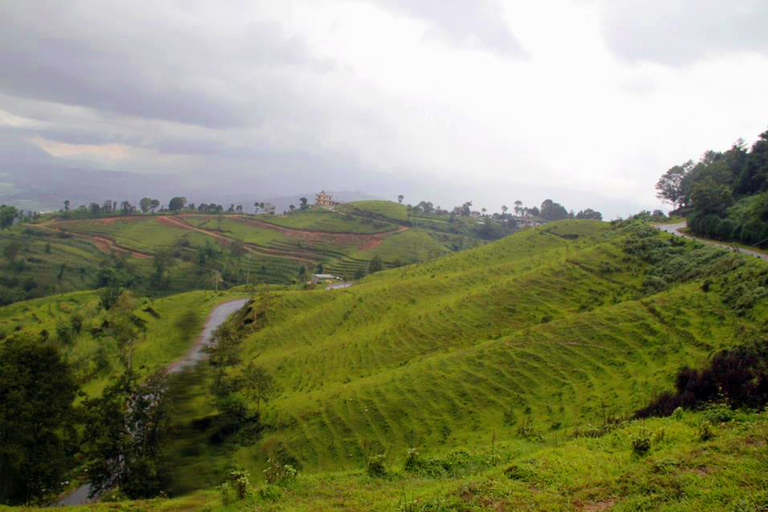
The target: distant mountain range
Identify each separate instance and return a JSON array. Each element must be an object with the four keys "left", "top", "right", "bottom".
[{"left": 0, "top": 138, "right": 377, "bottom": 212}]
